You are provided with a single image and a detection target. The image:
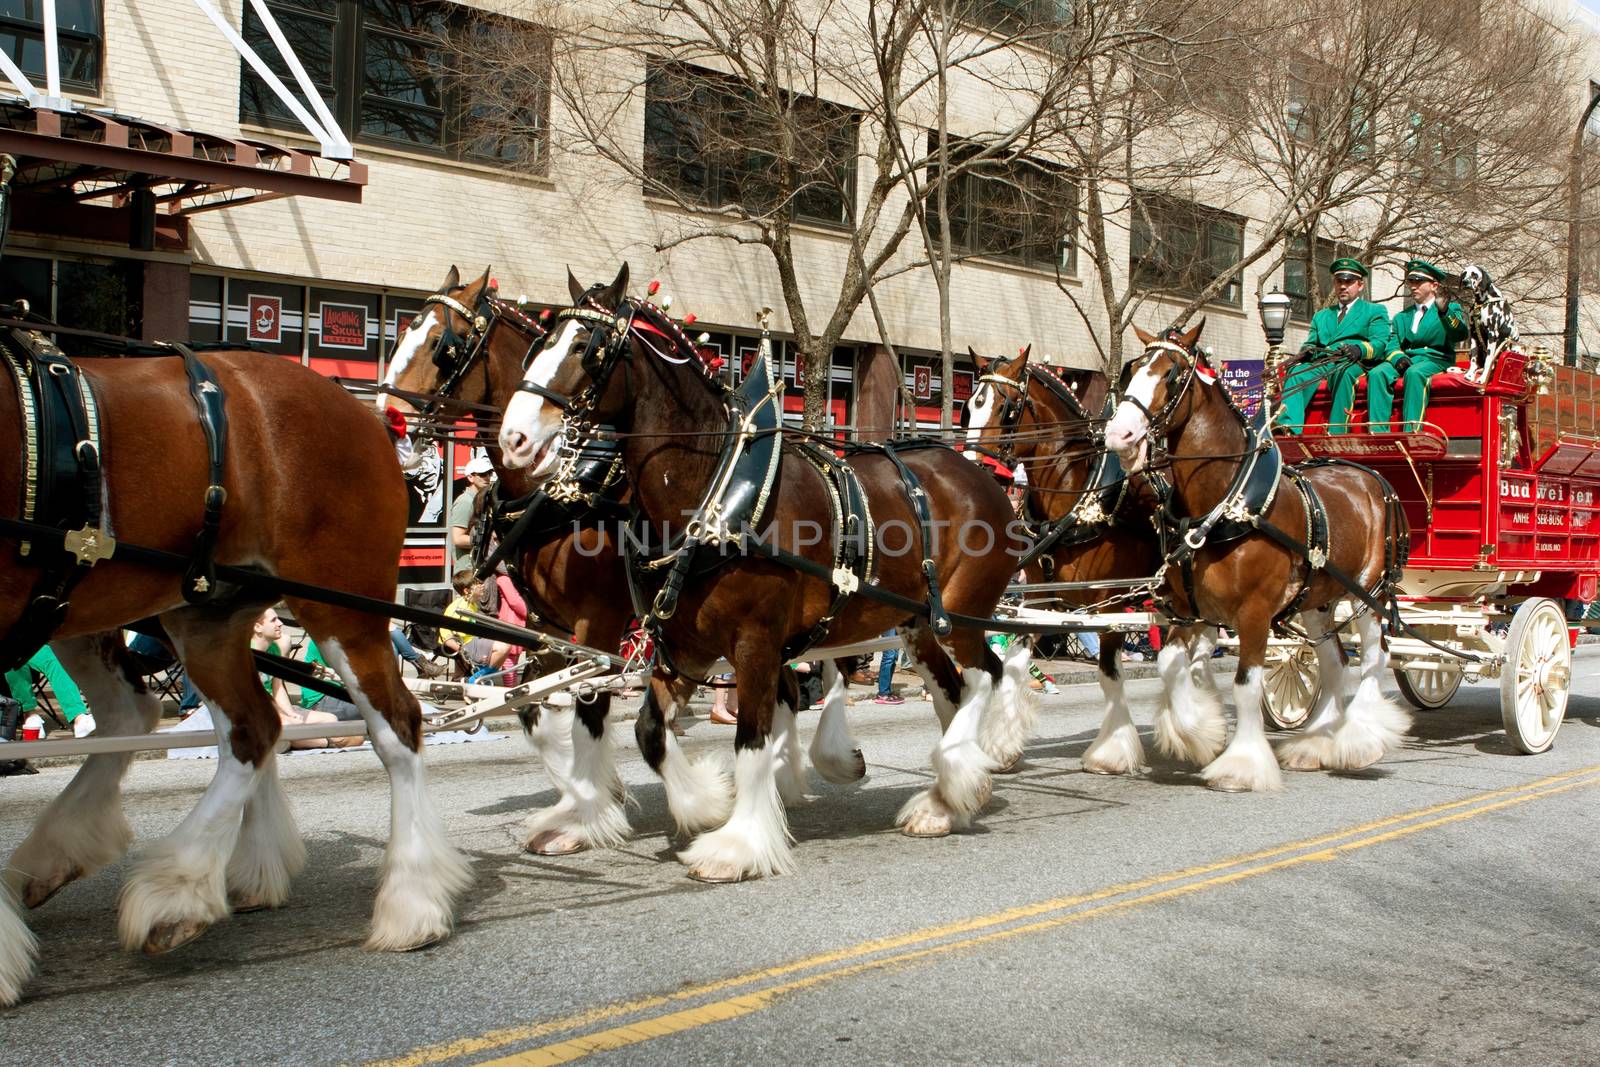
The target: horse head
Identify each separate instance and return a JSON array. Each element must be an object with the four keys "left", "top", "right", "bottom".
[
  {"left": 963, "top": 344, "right": 1032, "bottom": 457},
  {"left": 498, "top": 265, "right": 637, "bottom": 477},
  {"left": 379, "top": 265, "right": 508, "bottom": 421},
  {"left": 1103, "top": 320, "right": 1206, "bottom": 473}
]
